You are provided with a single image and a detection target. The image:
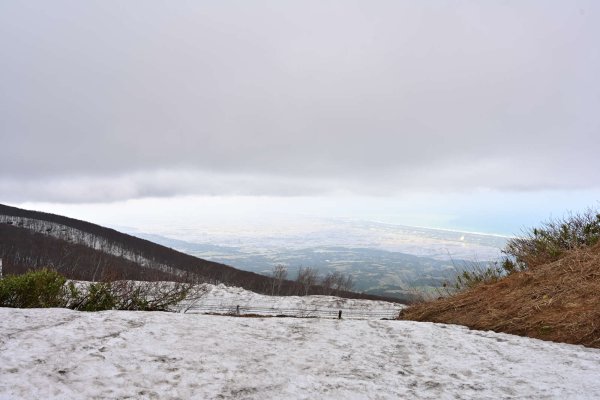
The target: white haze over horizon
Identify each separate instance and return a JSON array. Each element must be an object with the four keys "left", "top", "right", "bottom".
[{"left": 10, "top": 191, "right": 600, "bottom": 239}]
